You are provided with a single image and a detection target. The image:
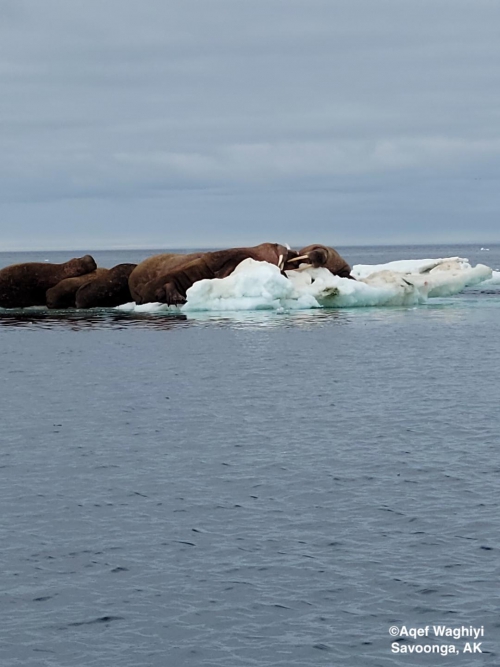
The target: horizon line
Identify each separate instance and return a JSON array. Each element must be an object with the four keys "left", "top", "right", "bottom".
[{"left": 1, "top": 240, "right": 498, "bottom": 253}]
